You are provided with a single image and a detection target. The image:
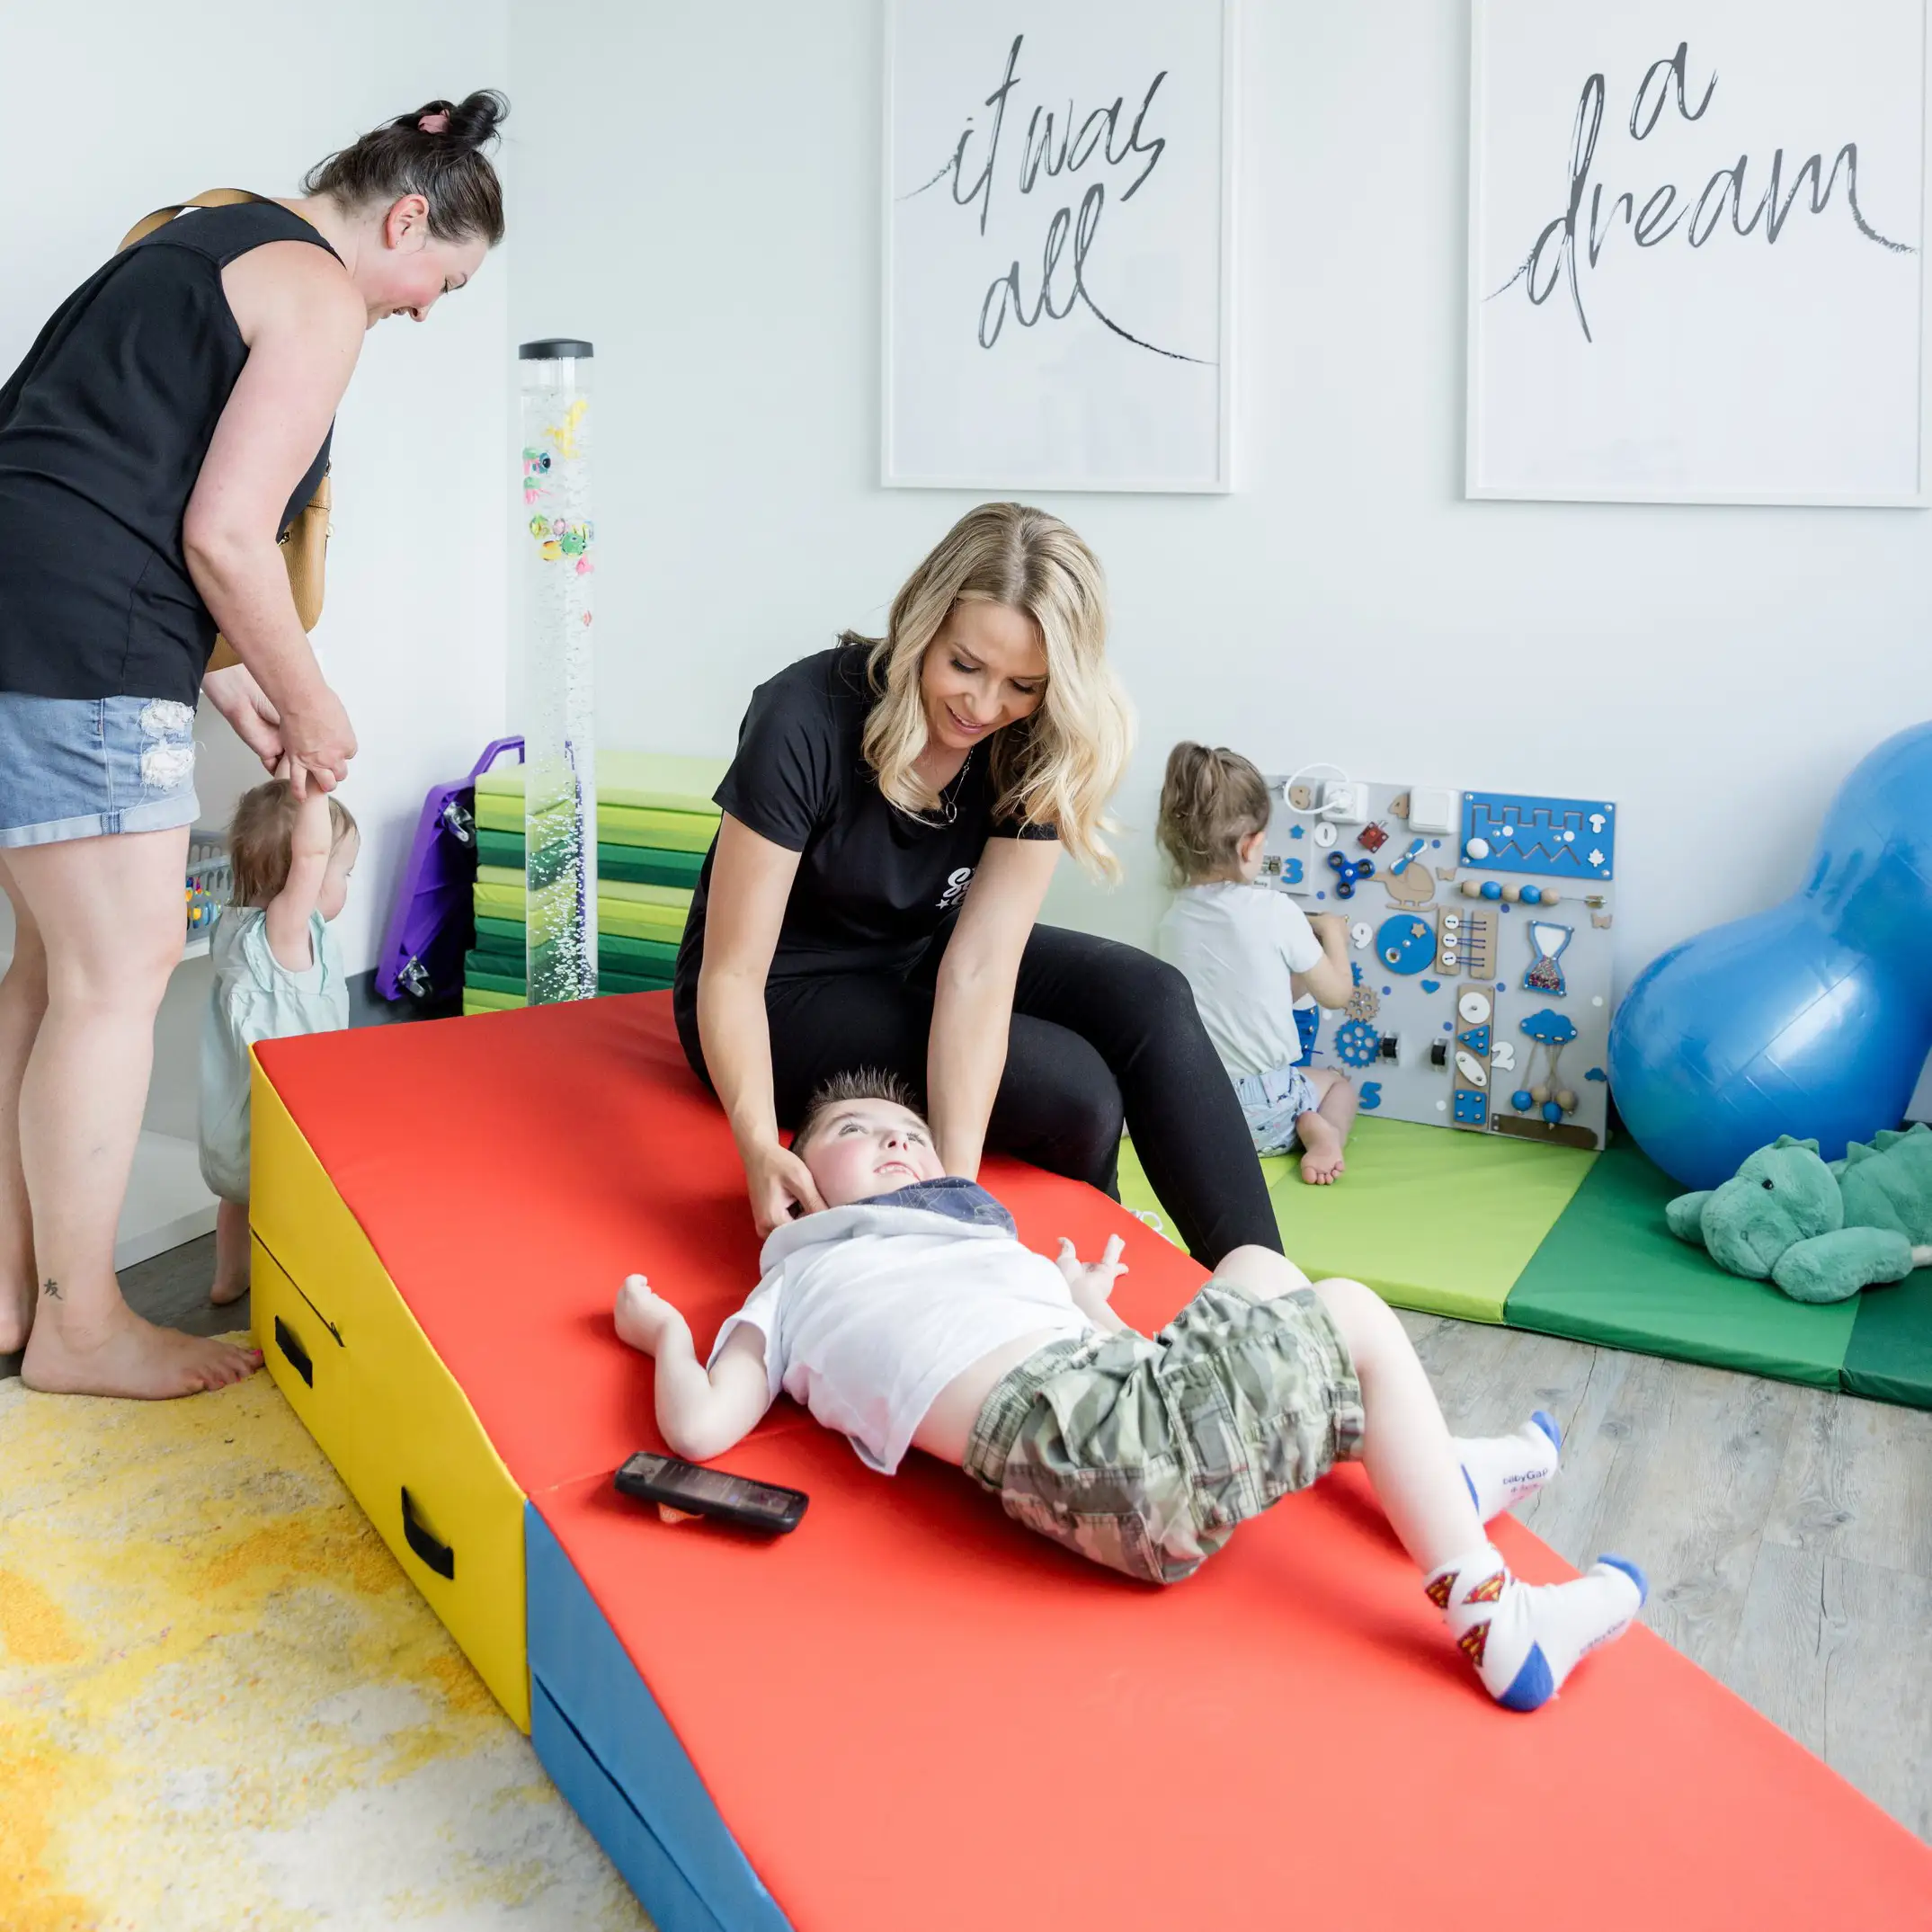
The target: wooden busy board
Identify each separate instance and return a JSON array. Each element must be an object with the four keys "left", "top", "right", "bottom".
[{"left": 1260, "top": 776, "right": 1617, "bottom": 1151}]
